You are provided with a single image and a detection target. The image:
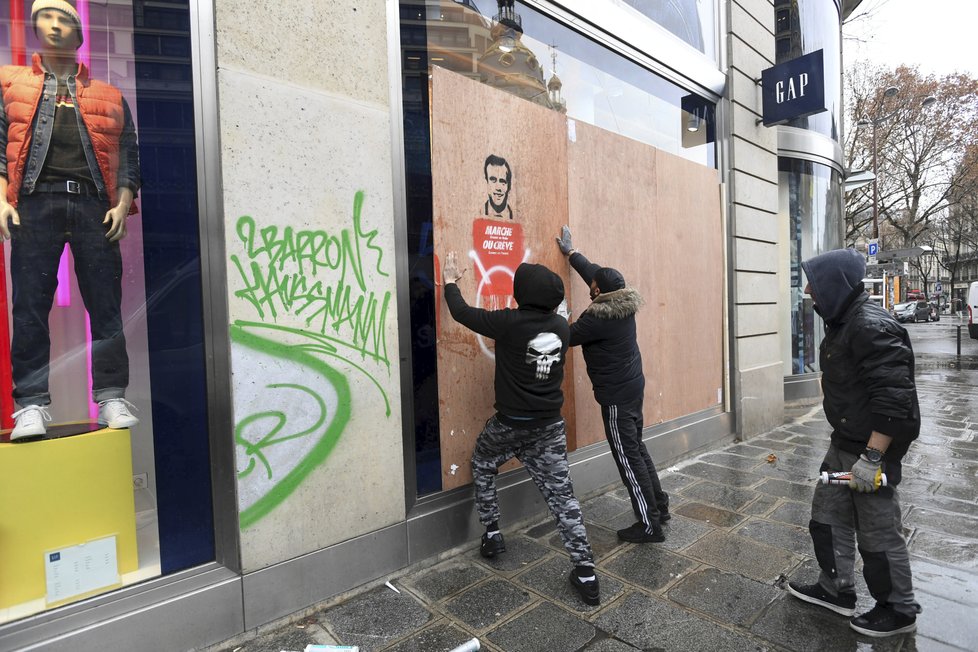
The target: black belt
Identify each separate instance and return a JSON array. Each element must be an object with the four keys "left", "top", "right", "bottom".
[{"left": 33, "top": 180, "right": 101, "bottom": 196}]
